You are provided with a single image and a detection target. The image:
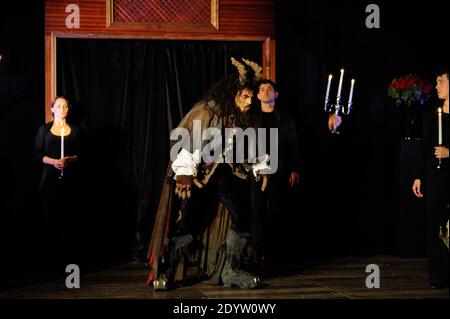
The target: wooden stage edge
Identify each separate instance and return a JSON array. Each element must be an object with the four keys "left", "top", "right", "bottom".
[{"left": 0, "top": 255, "right": 448, "bottom": 299}]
